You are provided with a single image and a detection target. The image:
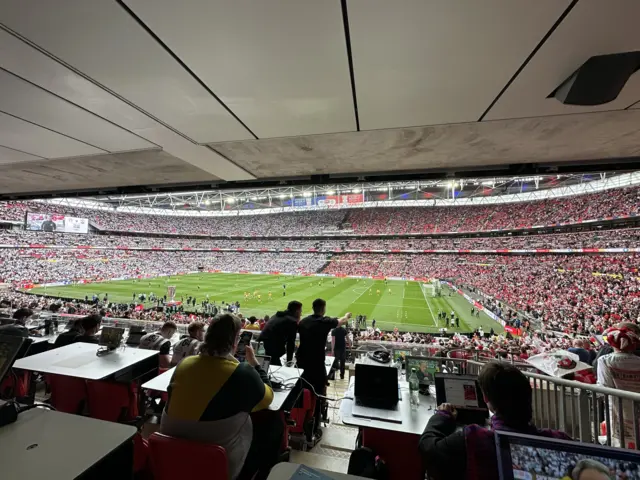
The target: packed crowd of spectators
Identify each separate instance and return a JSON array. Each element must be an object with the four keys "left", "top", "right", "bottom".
[
  {"left": 323, "top": 253, "right": 640, "bottom": 335},
  {"left": 0, "top": 230, "right": 344, "bottom": 251},
  {"left": 0, "top": 250, "right": 328, "bottom": 285},
  {"left": 347, "top": 186, "right": 639, "bottom": 234},
  {"left": 2, "top": 227, "right": 640, "bottom": 251},
  {"left": 1, "top": 185, "right": 638, "bottom": 236}
]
